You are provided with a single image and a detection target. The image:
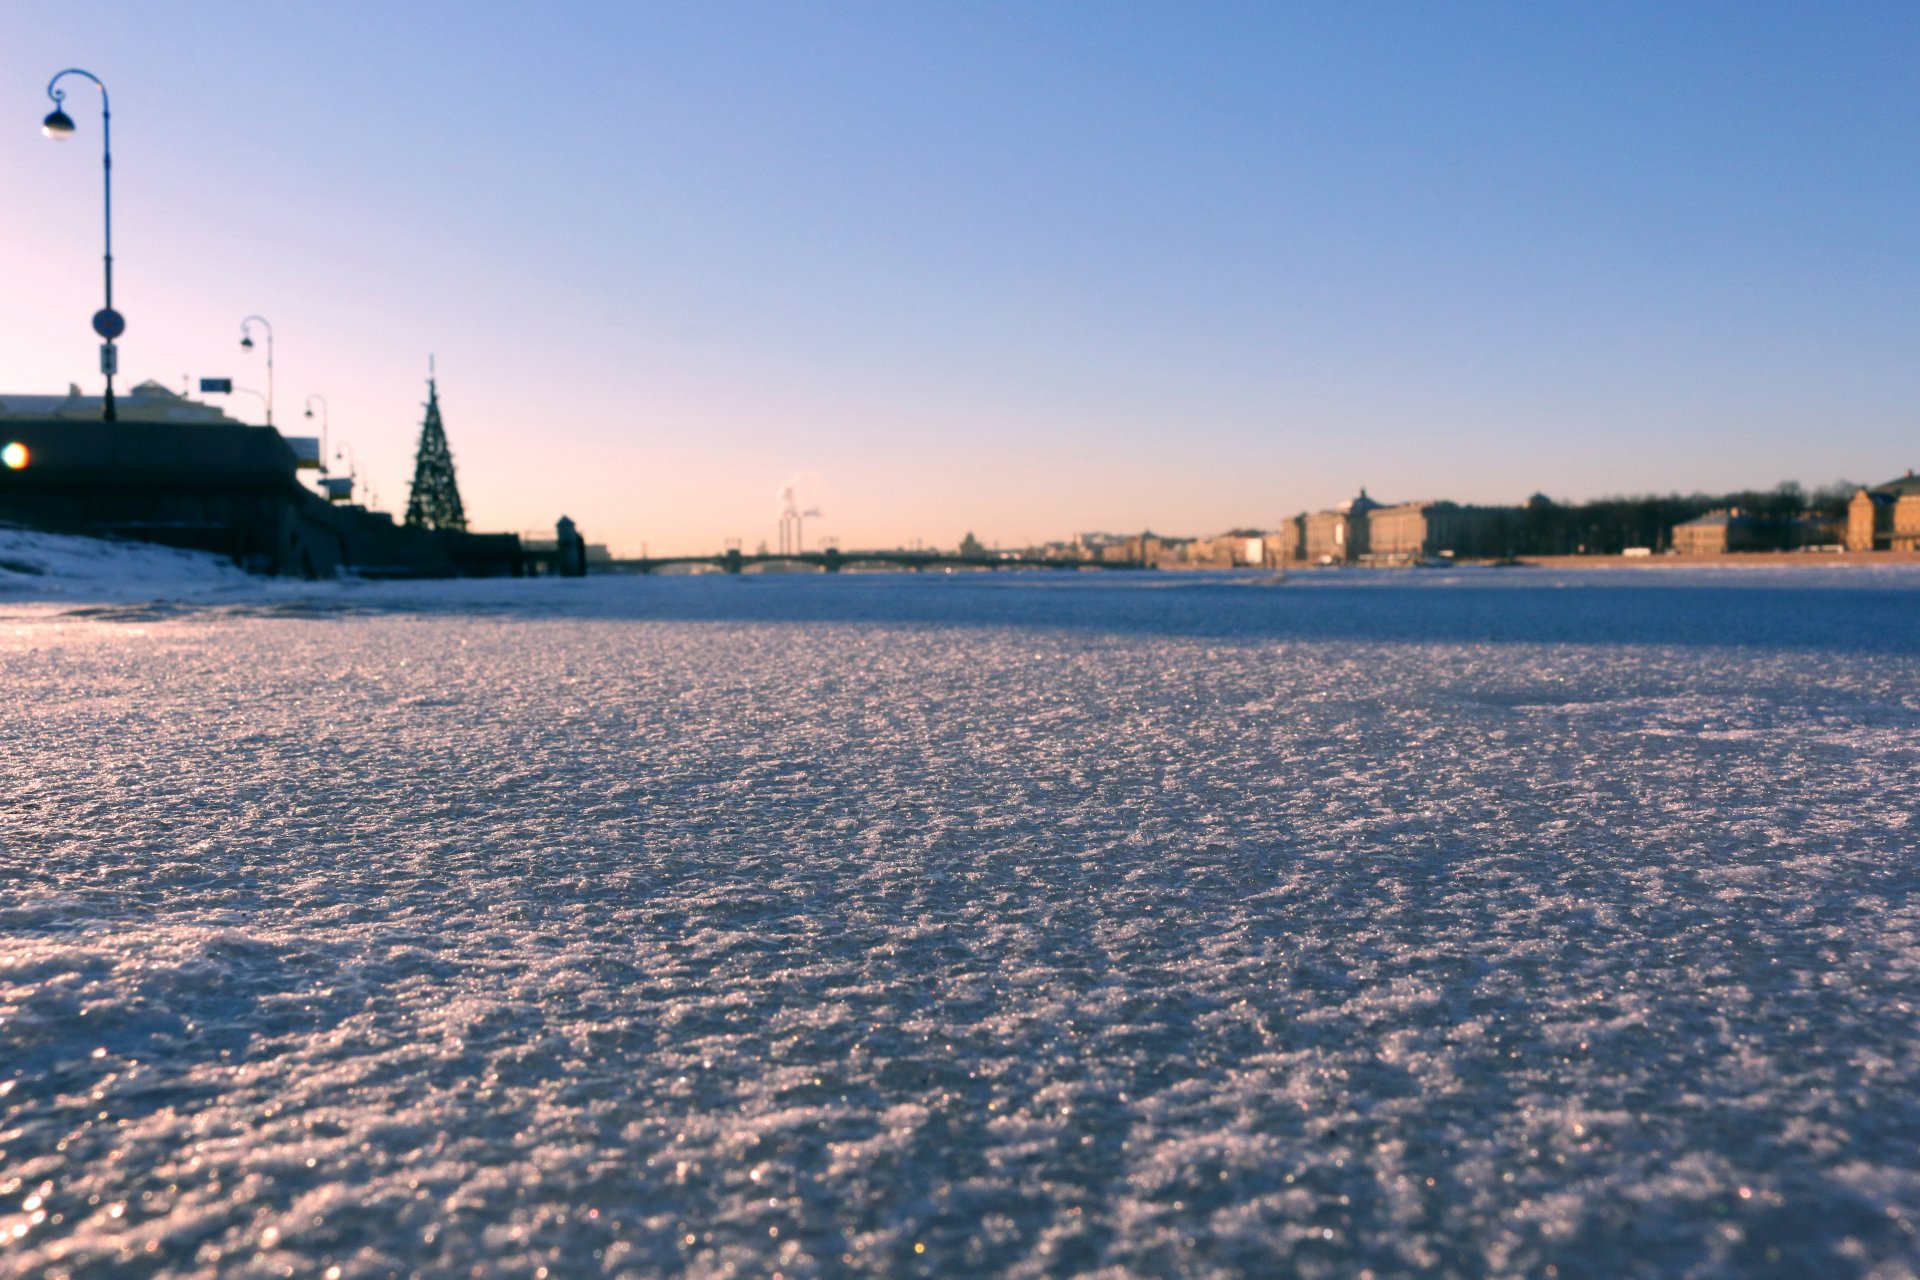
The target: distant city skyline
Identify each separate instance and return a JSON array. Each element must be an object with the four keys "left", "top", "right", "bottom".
[{"left": 5, "top": 2, "right": 1918, "bottom": 555}]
